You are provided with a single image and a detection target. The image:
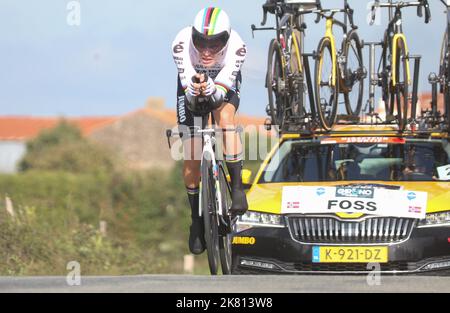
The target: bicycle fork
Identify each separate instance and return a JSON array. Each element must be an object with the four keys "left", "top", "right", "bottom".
[{"left": 199, "top": 134, "right": 222, "bottom": 219}]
